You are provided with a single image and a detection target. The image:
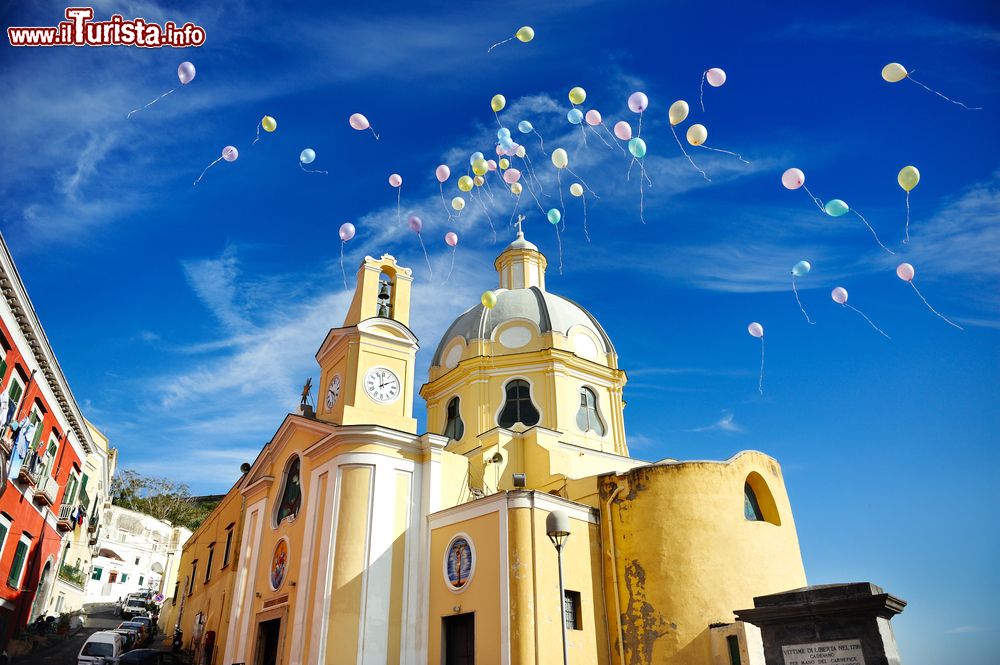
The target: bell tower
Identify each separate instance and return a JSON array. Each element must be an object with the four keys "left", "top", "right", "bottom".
[{"left": 315, "top": 255, "right": 418, "bottom": 433}]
